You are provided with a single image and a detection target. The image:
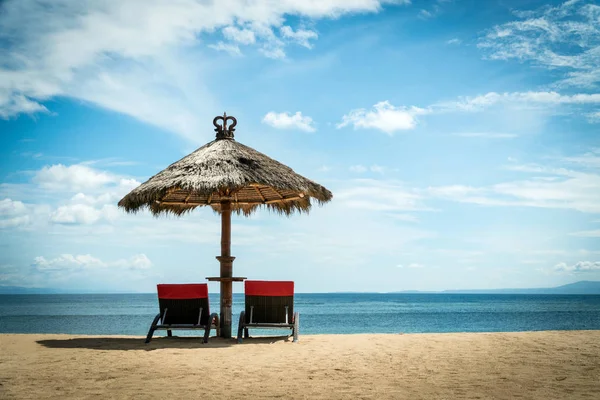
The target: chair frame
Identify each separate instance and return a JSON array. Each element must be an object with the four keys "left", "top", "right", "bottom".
[
  {"left": 237, "top": 281, "right": 299, "bottom": 343},
  {"left": 145, "top": 284, "right": 220, "bottom": 344}
]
